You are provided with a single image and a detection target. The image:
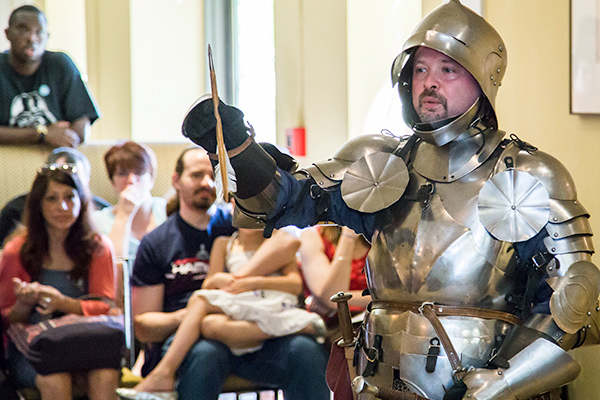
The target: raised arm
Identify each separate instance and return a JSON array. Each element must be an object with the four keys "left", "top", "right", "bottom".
[{"left": 181, "top": 97, "right": 377, "bottom": 238}]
